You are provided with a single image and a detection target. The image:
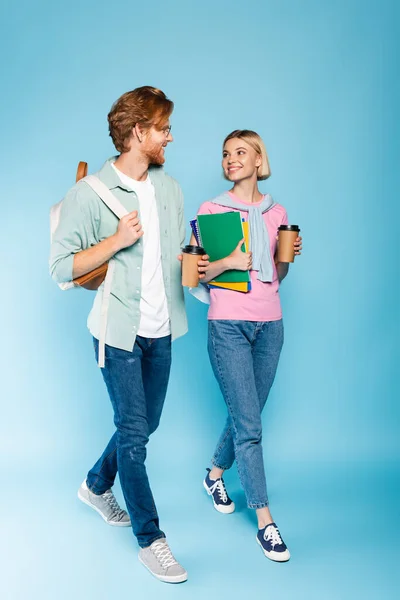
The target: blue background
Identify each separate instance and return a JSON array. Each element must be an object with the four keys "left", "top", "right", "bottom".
[{"left": 1, "top": 0, "right": 399, "bottom": 598}]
